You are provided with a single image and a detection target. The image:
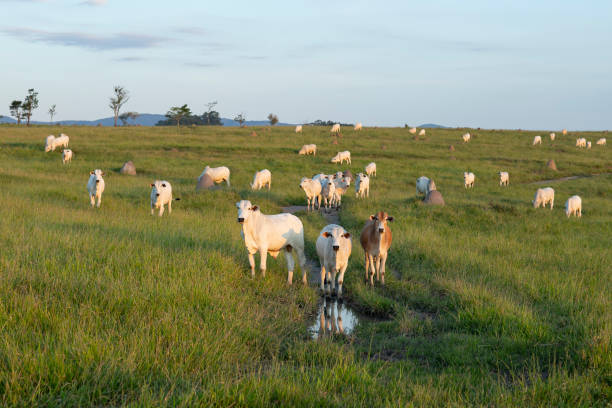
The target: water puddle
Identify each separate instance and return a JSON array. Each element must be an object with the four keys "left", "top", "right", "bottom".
[{"left": 308, "top": 297, "right": 360, "bottom": 339}]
